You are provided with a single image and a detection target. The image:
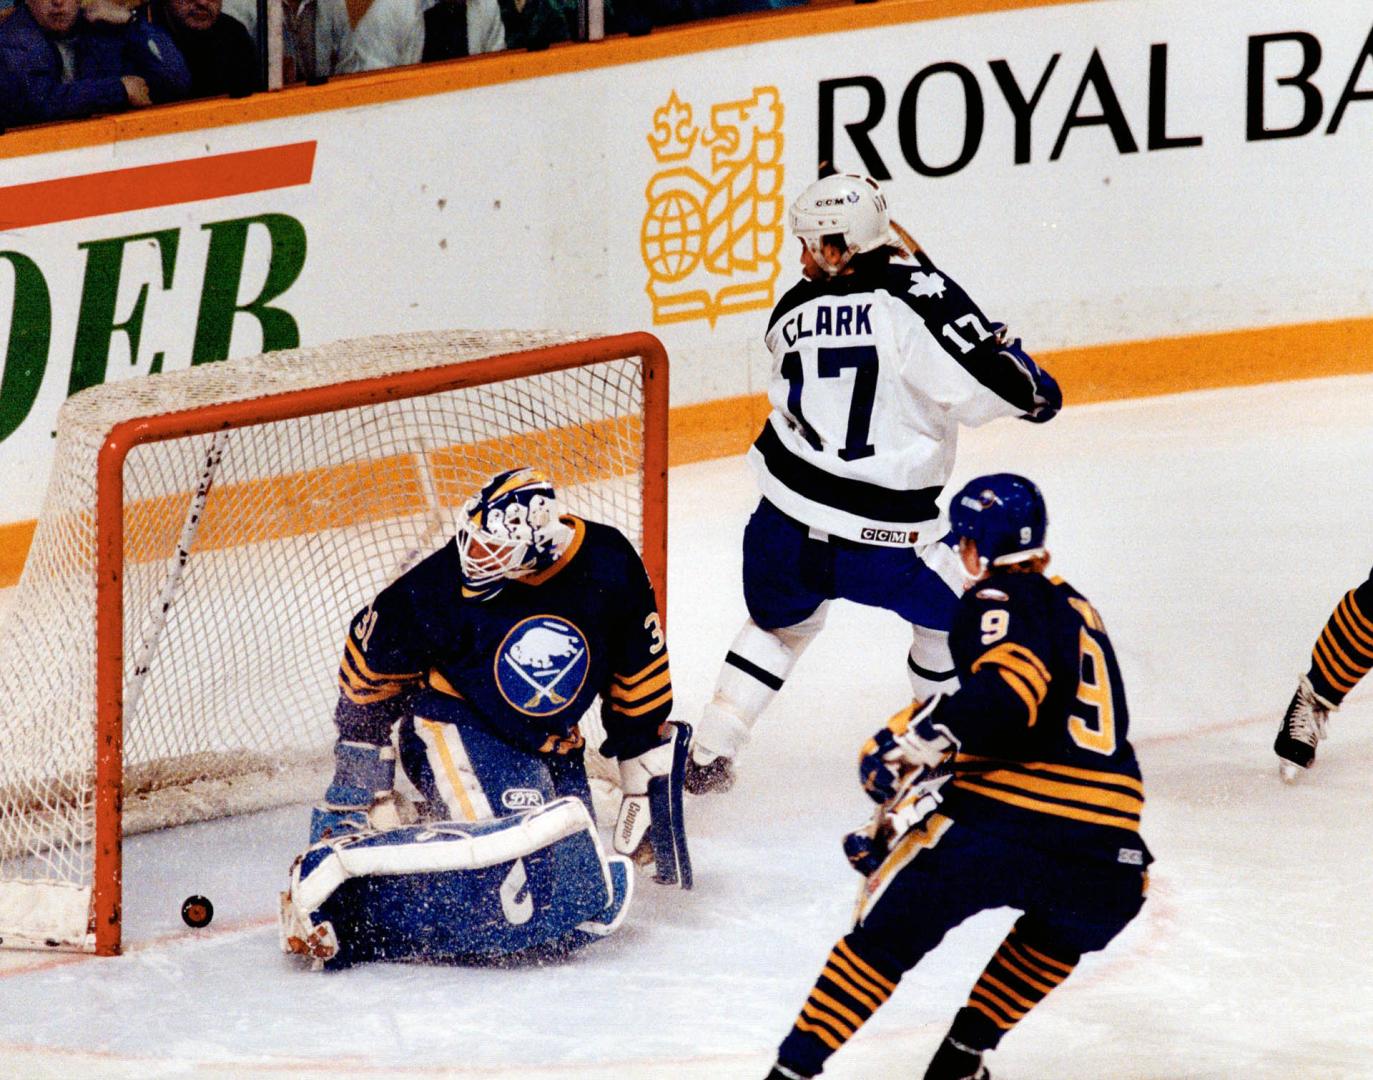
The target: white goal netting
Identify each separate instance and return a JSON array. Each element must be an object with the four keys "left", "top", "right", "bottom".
[{"left": 0, "top": 329, "right": 664, "bottom": 952}]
